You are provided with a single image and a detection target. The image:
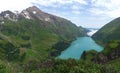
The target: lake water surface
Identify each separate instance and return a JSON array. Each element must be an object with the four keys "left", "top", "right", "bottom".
[{"left": 58, "top": 37, "right": 103, "bottom": 60}]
